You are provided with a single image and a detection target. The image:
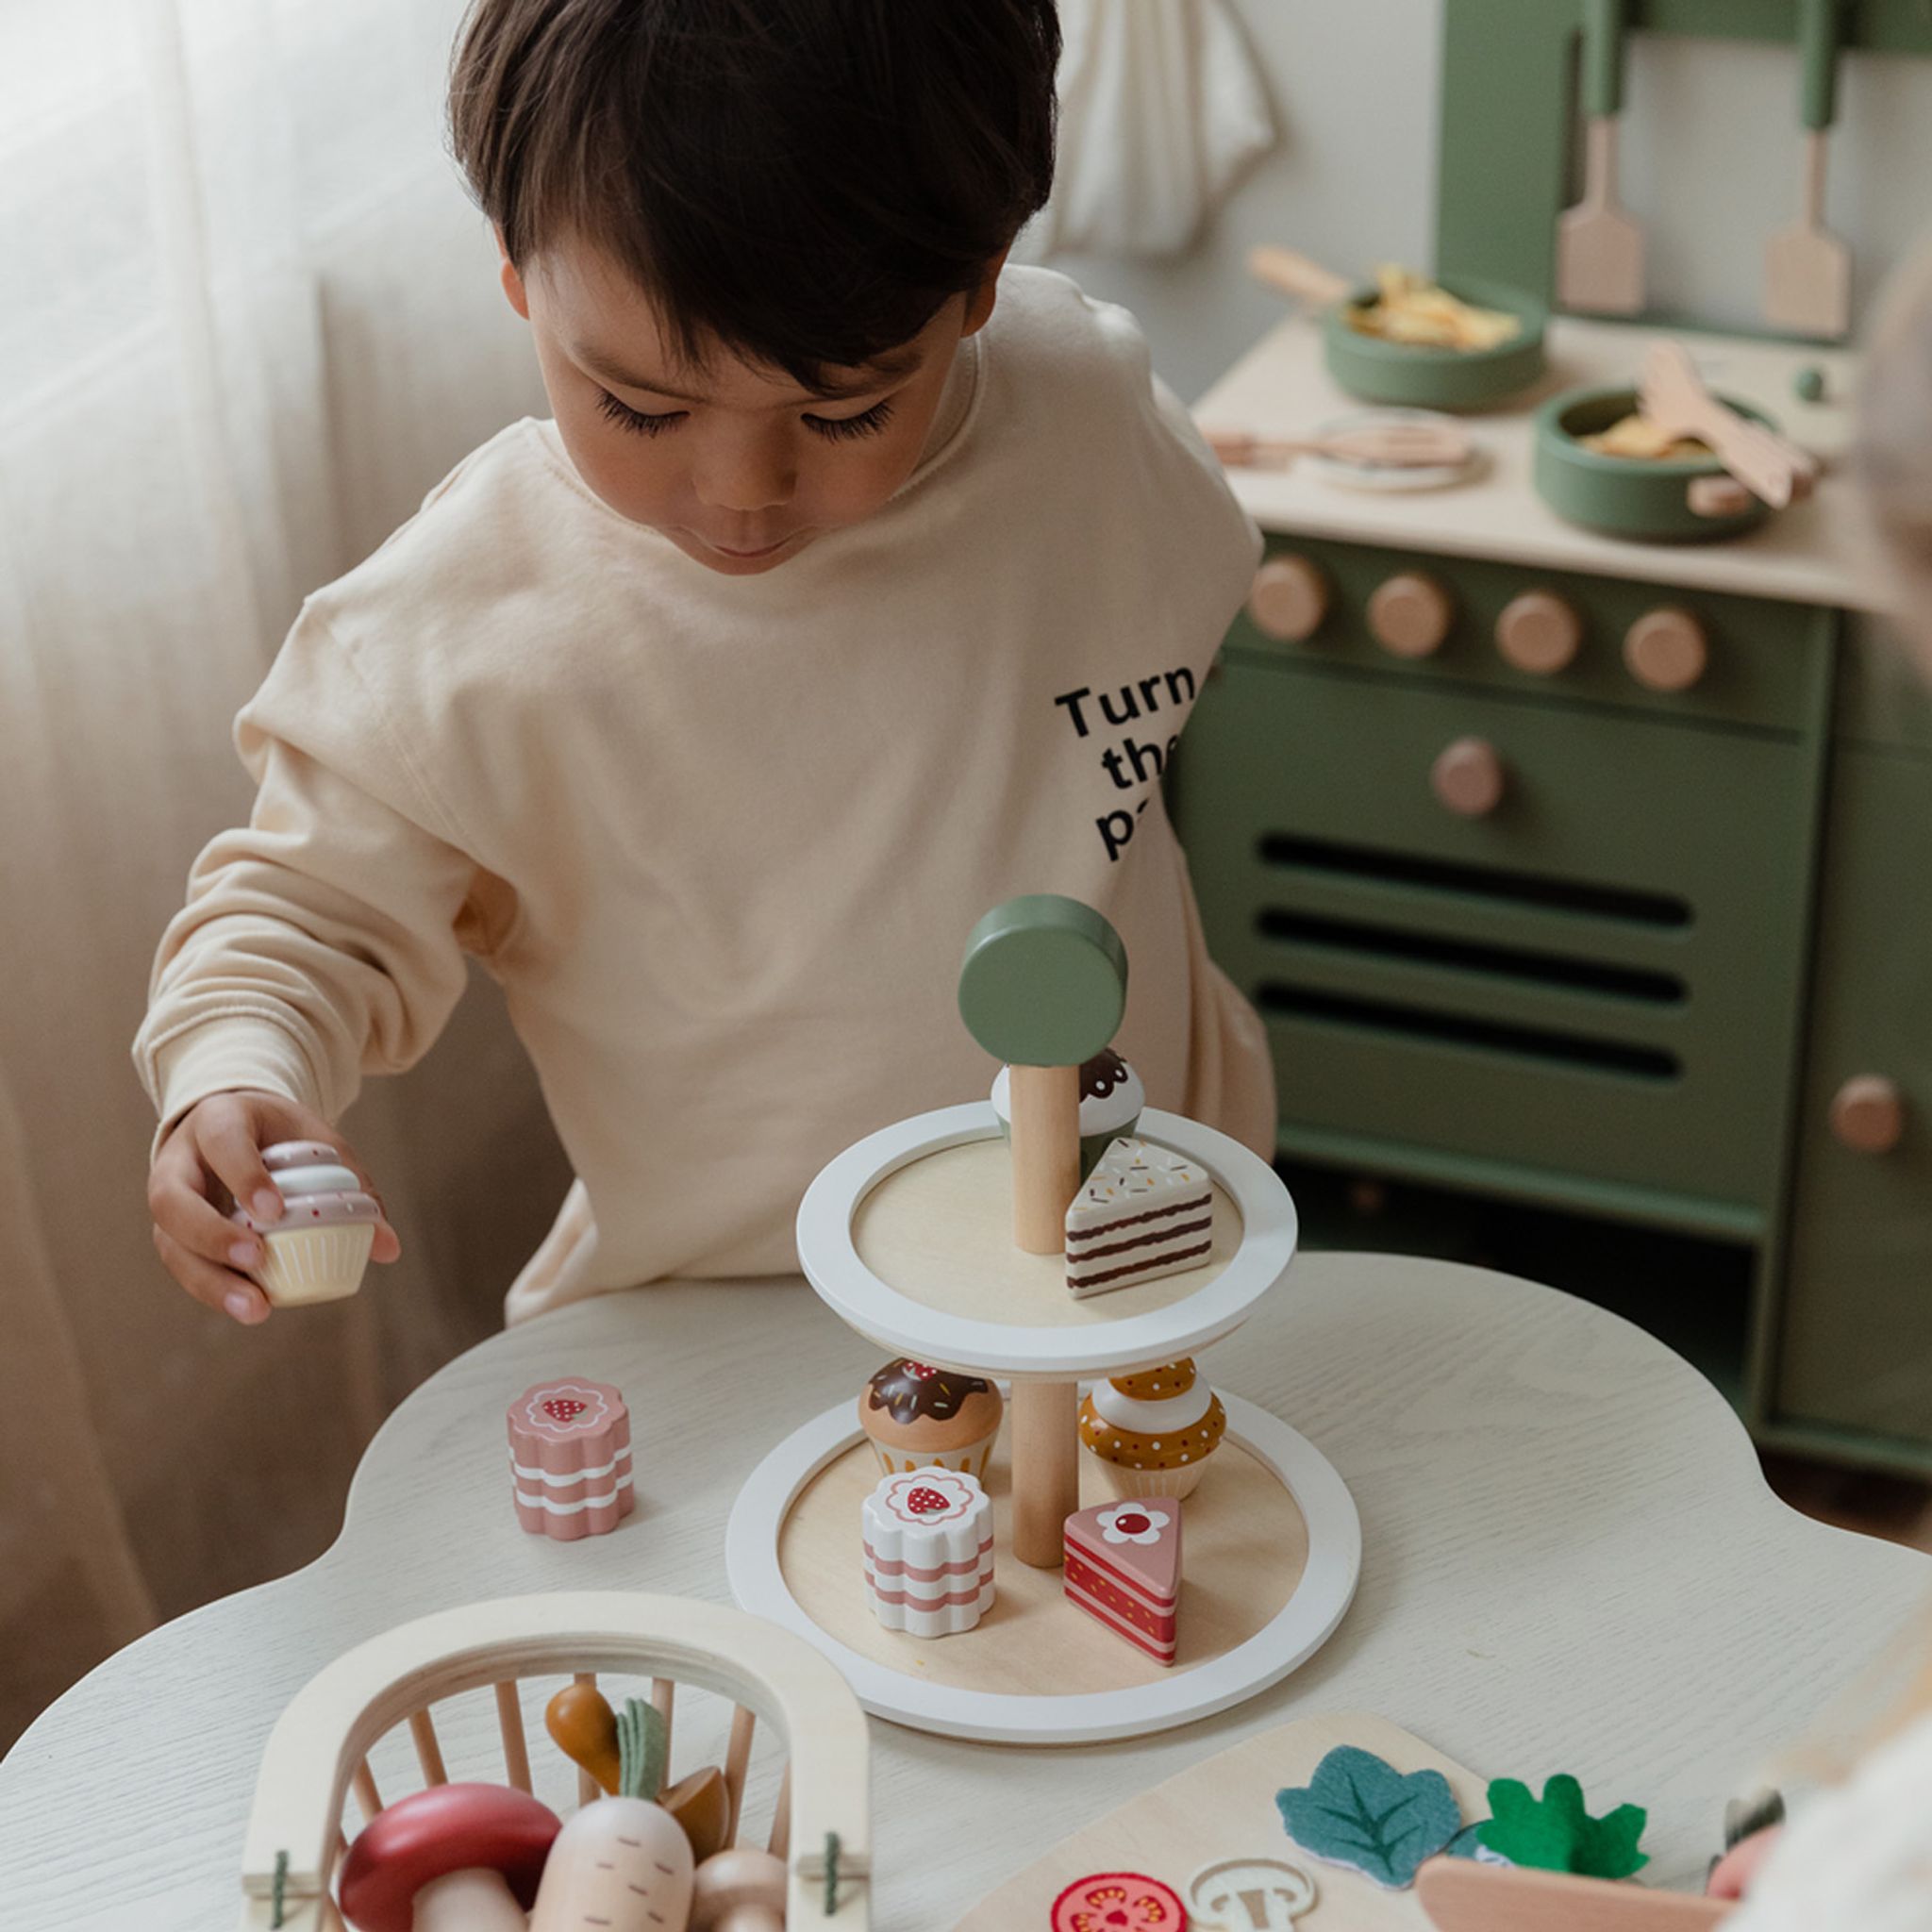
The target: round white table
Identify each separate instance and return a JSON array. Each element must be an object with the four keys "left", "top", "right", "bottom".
[{"left": 2, "top": 1254, "right": 1926, "bottom": 1932}]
